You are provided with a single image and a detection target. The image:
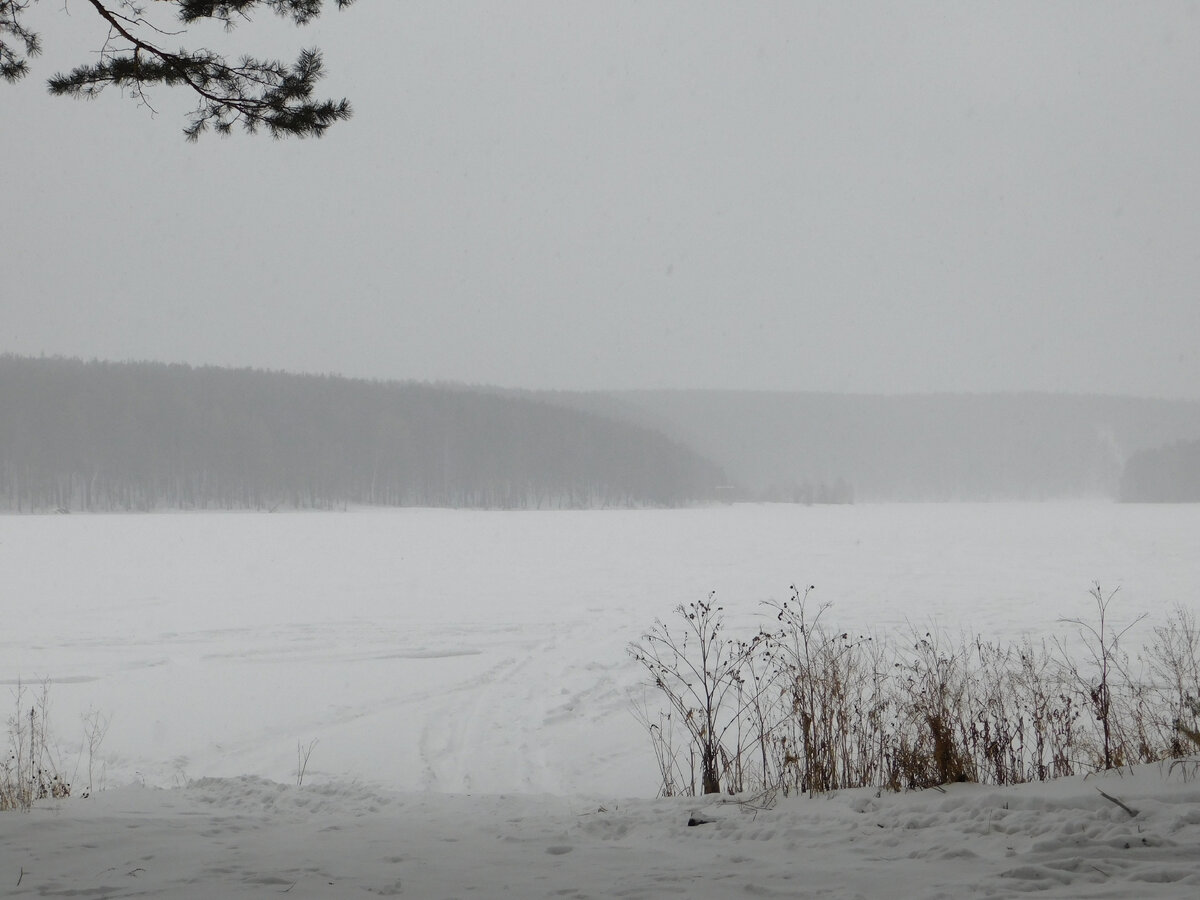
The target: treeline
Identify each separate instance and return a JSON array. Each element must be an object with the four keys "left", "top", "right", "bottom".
[
  {"left": 1120, "top": 439, "right": 1200, "bottom": 502},
  {"left": 564, "top": 390, "right": 1200, "bottom": 501},
  {"left": 753, "top": 477, "right": 854, "bottom": 505},
  {"left": 0, "top": 356, "right": 724, "bottom": 512}
]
